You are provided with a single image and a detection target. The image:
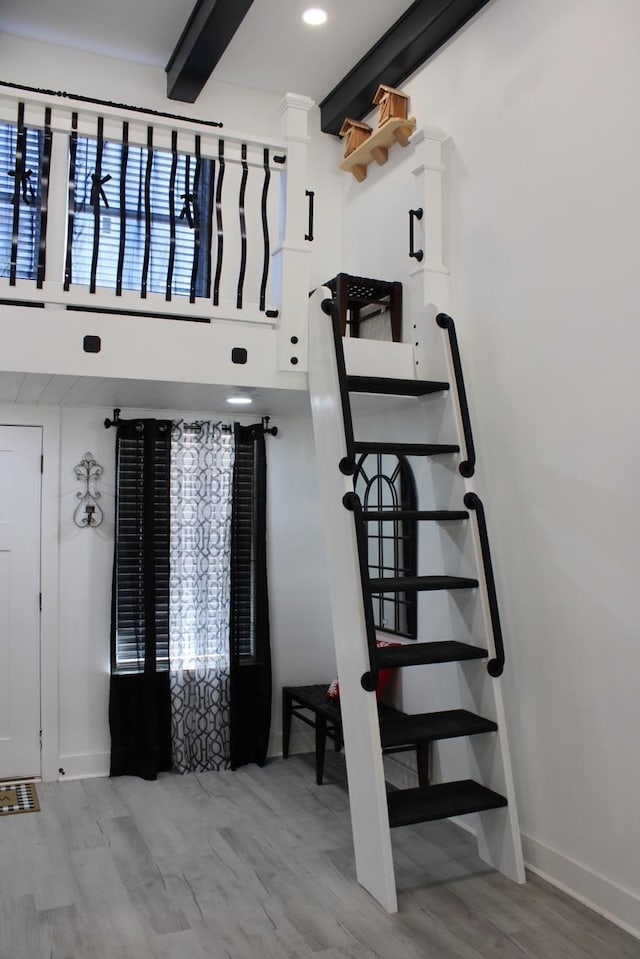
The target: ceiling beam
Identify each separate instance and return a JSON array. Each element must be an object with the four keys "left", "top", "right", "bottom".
[
  {"left": 319, "top": 0, "right": 491, "bottom": 136},
  {"left": 166, "top": 0, "right": 255, "bottom": 102}
]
